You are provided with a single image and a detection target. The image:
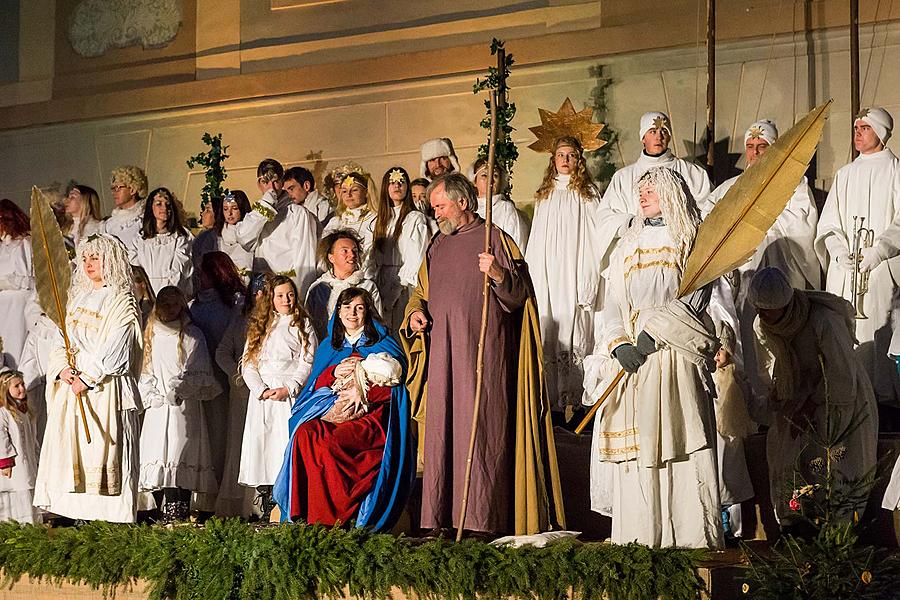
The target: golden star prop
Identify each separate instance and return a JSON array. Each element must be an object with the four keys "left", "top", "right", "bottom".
[
  {"left": 528, "top": 97, "right": 607, "bottom": 153},
  {"left": 747, "top": 125, "right": 765, "bottom": 139},
  {"left": 388, "top": 168, "right": 405, "bottom": 184}
]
